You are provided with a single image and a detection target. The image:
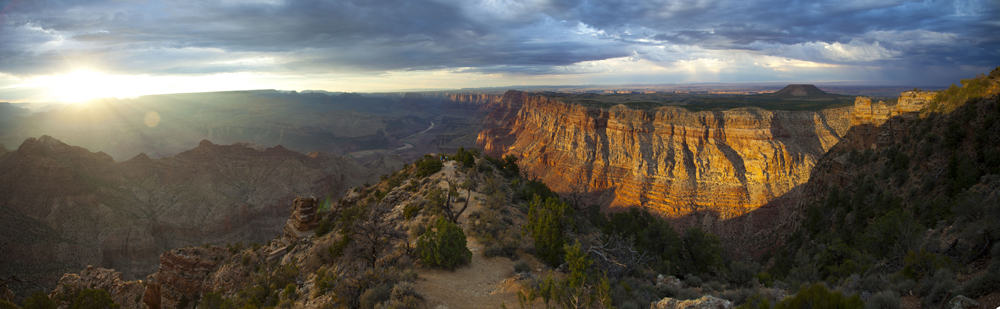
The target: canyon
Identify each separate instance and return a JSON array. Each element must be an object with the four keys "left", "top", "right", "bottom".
[
  {"left": 471, "top": 88, "right": 935, "bottom": 221},
  {"left": 0, "top": 136, "right": 383, "bottom": 283},
  {"left": 0, "top": 87, "right": 936, "bottom": 293},
  {"left": 476, "top": 90, "right": 856, "bottom": 218}
]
